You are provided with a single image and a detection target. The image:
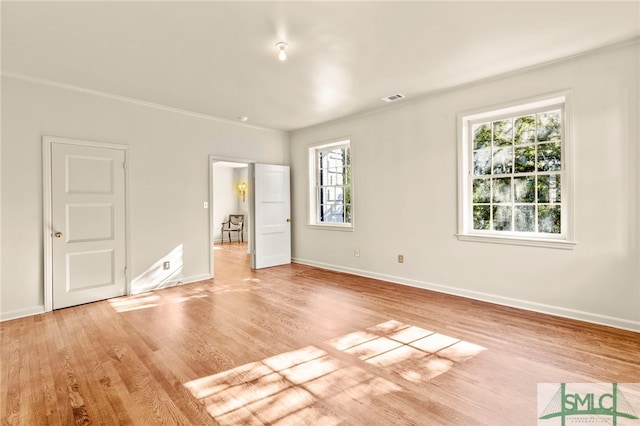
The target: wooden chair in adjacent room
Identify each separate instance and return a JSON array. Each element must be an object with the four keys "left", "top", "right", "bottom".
[{"left": 221, "top": 214, "right": 244, "bottom": 244}]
